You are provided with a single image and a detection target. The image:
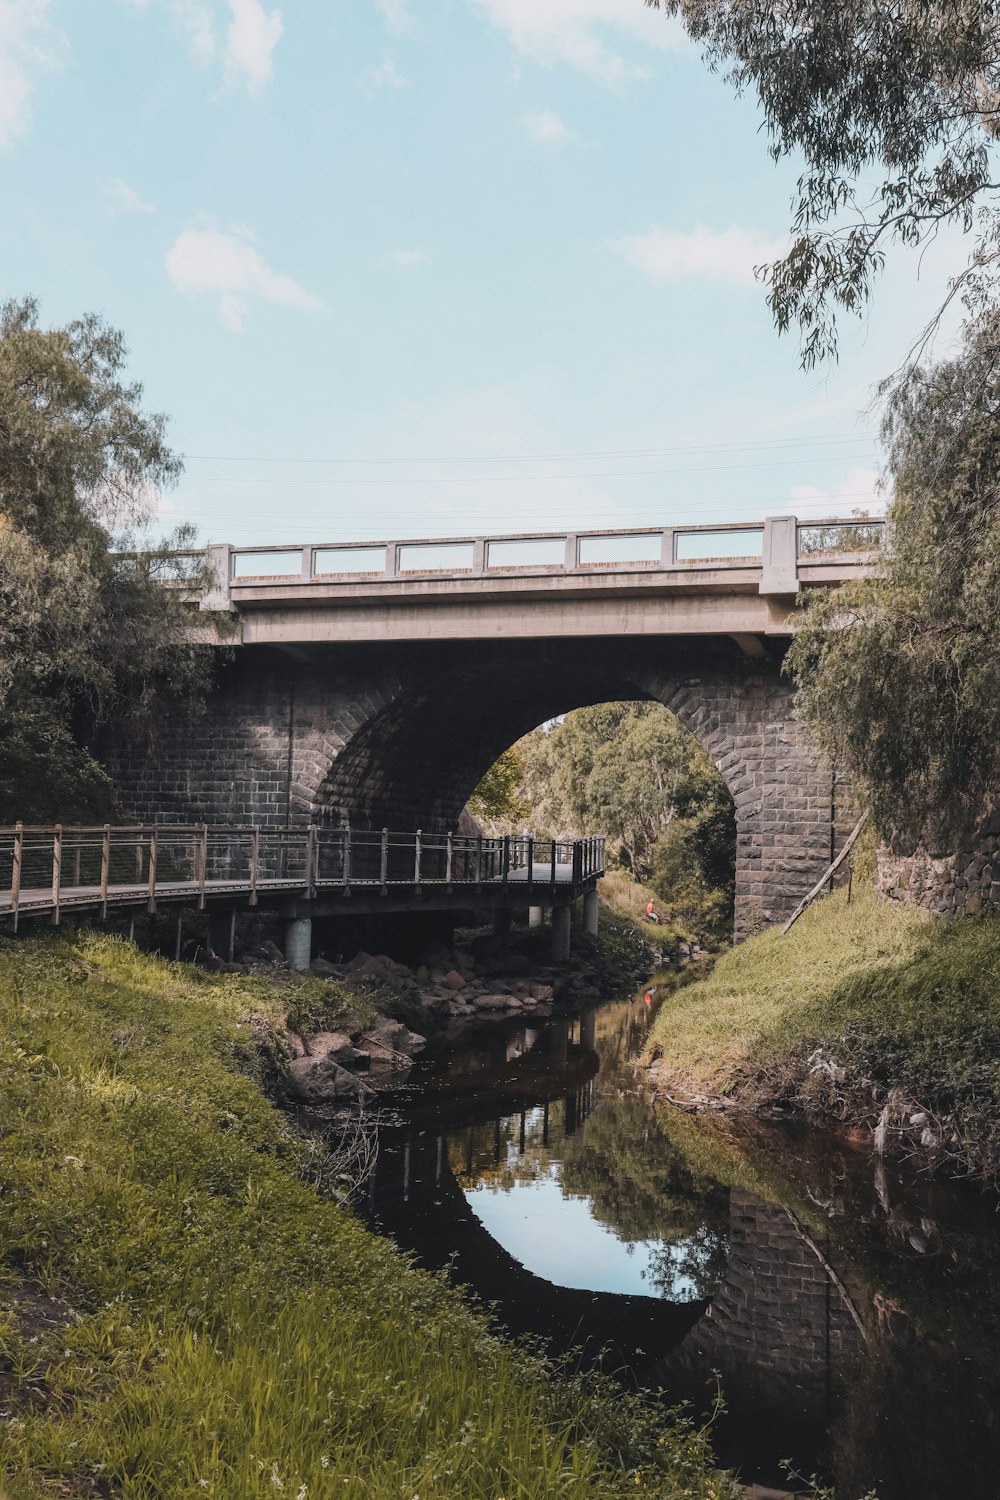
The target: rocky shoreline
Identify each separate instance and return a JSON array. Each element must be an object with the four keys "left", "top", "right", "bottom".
[{"left": 269, "top": 923, "right": 660, "bottom": 1107}]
